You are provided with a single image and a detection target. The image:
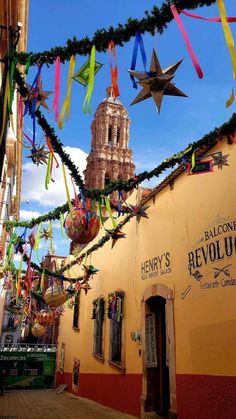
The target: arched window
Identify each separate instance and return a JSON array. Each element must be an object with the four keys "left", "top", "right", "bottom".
[
  {"left": 117, "top": 128, "right": 120, "bottom": 145},
  {"left": 108, "top": 126, "right": 112, "bottom": 146},
  {"left": 105, "top": 174, "right": 110, "bottom": 186}
]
